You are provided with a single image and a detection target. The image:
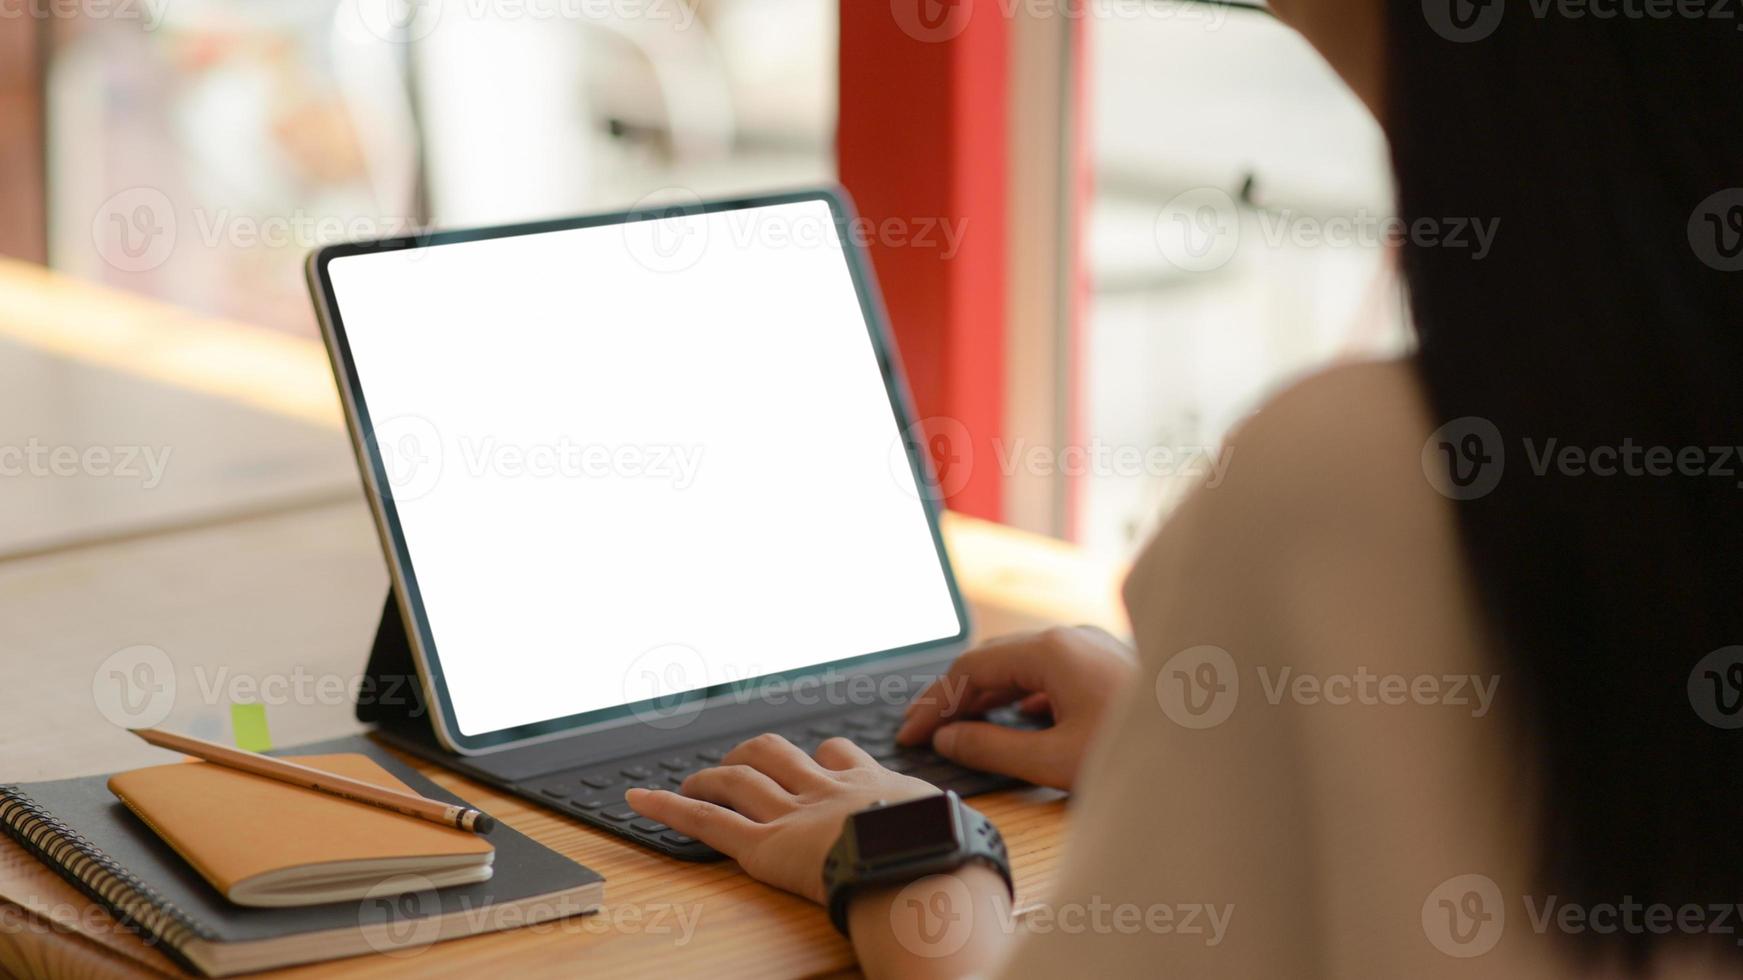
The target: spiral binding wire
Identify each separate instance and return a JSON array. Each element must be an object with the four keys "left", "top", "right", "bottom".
[{"left": 0, "top": 786, "right": 215, "bottom": 950}]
